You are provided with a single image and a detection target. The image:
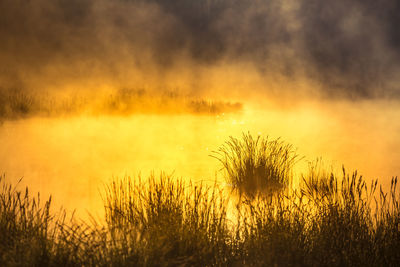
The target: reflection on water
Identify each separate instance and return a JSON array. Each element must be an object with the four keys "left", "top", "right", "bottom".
[{"left": 0, "top": 100, "right": 399, "bottom": 218}]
